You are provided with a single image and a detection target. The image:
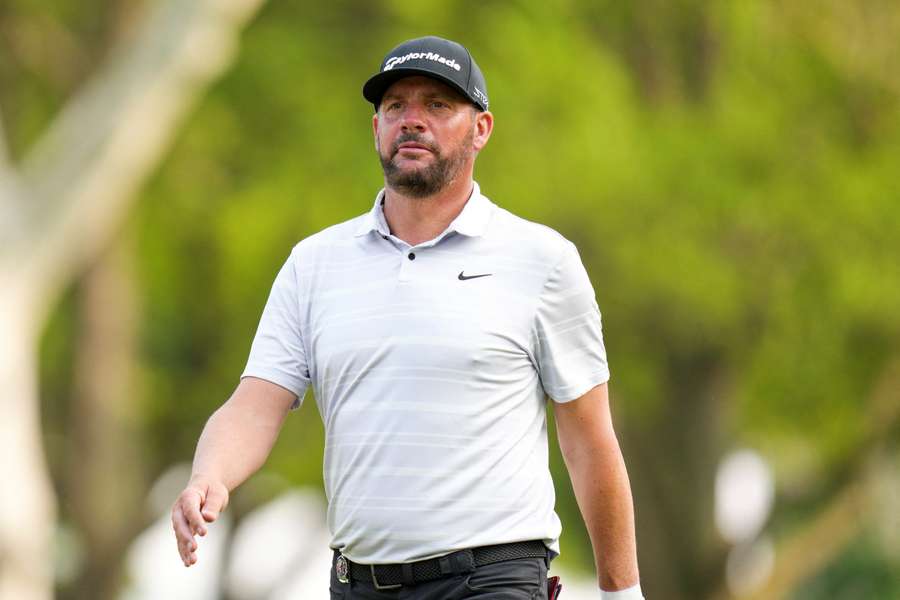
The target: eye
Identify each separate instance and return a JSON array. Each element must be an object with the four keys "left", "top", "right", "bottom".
[
  {"left": 384, "top": 101, "right": 403, "bottom": 112},
  {"left": 429, "top": 101, "right": 449, "bottom": 109}
]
